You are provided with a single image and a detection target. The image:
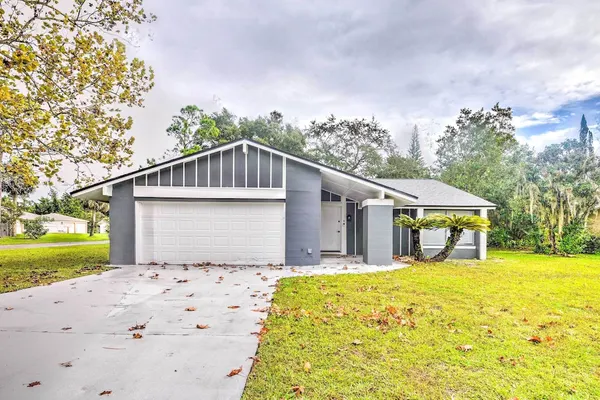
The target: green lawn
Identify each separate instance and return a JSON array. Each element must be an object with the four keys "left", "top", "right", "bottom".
[
  {"left": 243, "top": 250, "right": 600, "bottom": 399},
  {"left": 0, "top": 244, "right": 110, "bottom": 293},
  {"left": 0, "top": 233, "right": 109, "bottom": 245}
]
